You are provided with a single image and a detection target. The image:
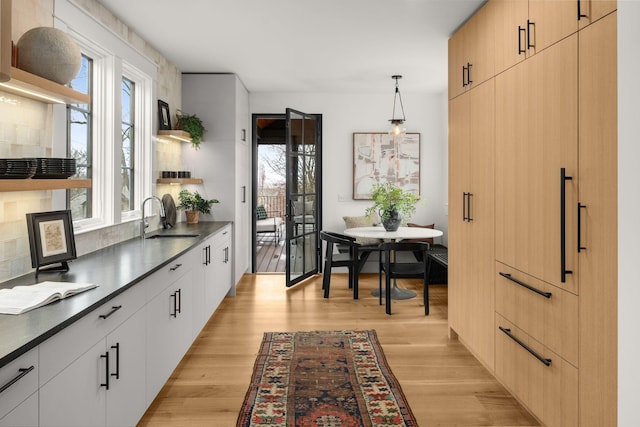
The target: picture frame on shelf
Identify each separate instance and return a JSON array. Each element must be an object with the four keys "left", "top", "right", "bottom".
[
  {"left": 158, "top": 99, "right": 172, "bottom": 130},
  {"left": 352, "top": 132, "right": 421, "bottom": 200},
  {"left": 26, "top": 210, "right": 77, "bottom": 278}
]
